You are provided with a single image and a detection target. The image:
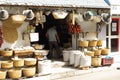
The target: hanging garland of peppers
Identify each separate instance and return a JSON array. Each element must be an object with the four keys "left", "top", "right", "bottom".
[{"left": 68, "top": 10, "right": 82, "bottom": 34}]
